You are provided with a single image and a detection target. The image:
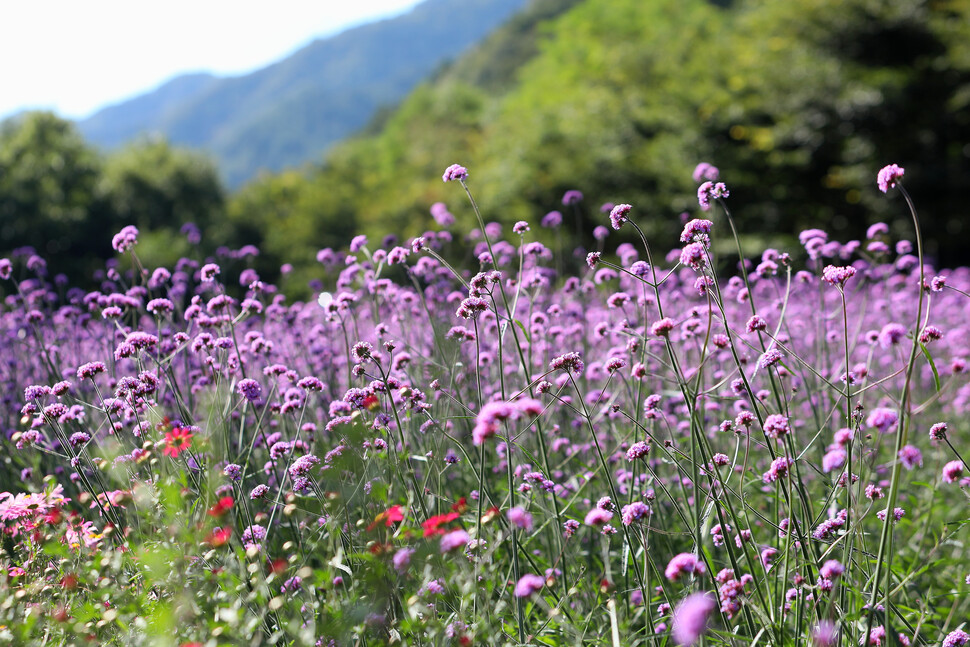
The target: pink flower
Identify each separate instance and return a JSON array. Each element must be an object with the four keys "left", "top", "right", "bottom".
[
  {"left": 439, "top": 529, "right": 470, "bottom": 553},
  {"left": 813, "top": 620, "right": 838, "bottom": 646},
  {"left": 584, "top": 507, "right": 613, "bottom": 527},
  {"left": 665, "top": 553, "right": 706, "bottom": 582},
  {"left": 442, "top": 164, "right": 468, "bottom": 182},
  {"left": 942, "top": 460, "right": 964, "bottom": 484},
  {"left": 877, "top": 164, "right": 904, "bottom": 193},
  {"left": 671, "top": 592, "right": 716, "bottom": 646},
  {"left": 506, "top": 507, "right": 533, "bottom": 531},
  {"left": 514, "top": 573, "right": 545, "bottom": 598},
  {"left": 819, "top": 560, "right": 844, "bottom": 579},
  {"left": 897, "top": 445, "right": 922, "bottom": 470}
]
